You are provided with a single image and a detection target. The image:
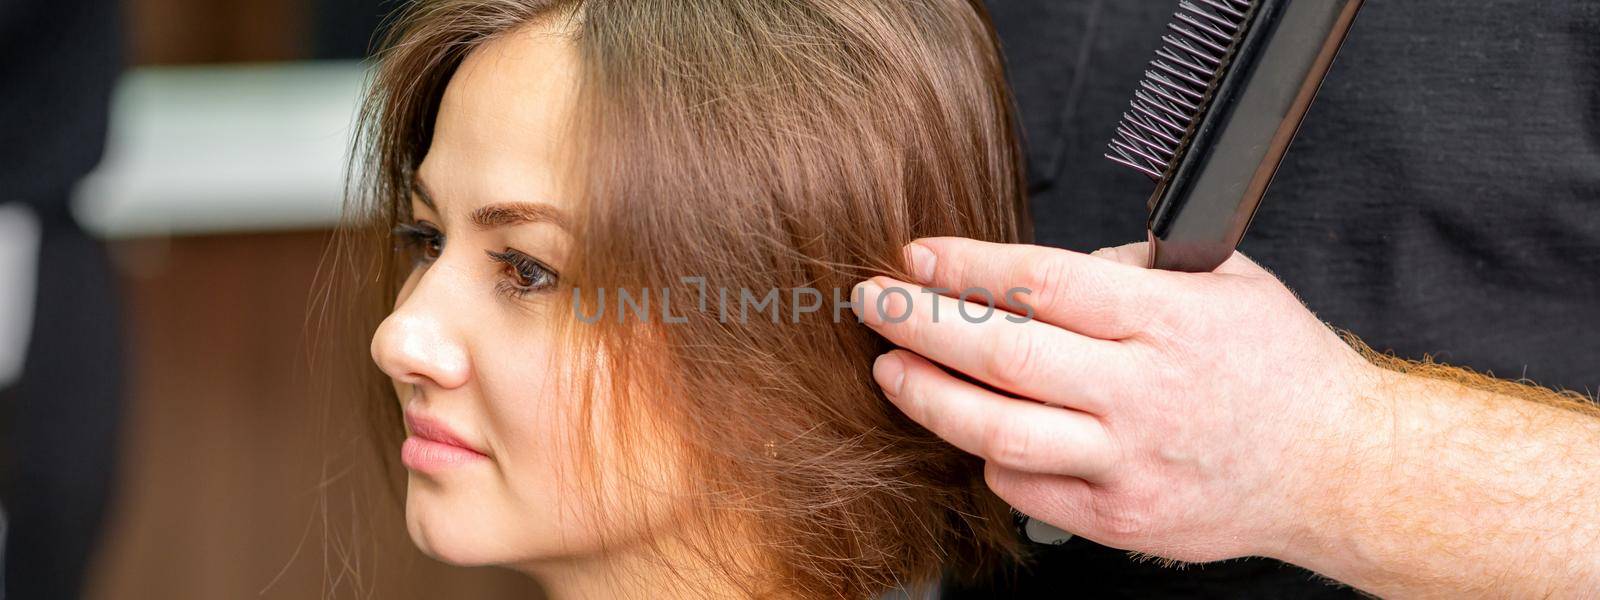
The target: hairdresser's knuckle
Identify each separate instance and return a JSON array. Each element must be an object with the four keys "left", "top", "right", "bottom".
[
  {"left": 1076, "top": 425, "right": 1117, "bottom": 476},
  {"left": 1095, "top": 498, "right": 1157, "bottom": 543},
  {"left": 901, "top": 375, "right": 945, "bottom": 427},
  {"left": 985, "top": 413, "right": 1038, "bottom": 469},
  {"left": 931, "top": 245, "right": 966, "bottom": 287},
  {"left": 908, "top": 371, "right": 952, "bottom": 427},
  {"left": 1017, "top": 252, "right": 1073, "bottom": 314},
  {"left": 1117, "top": 304, "right": 1161, "bottom": 340},
  {"left": 985, "top": 328, "right": 1044, "bottom": 391},
  {"left": 1136, "top": 297, "right": 1185, "bottom": 342},
  {"left": 875, "top": 286, "right": 918, "bottom": 338}
]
